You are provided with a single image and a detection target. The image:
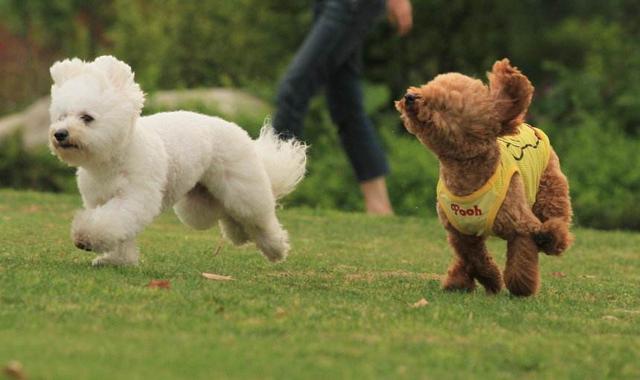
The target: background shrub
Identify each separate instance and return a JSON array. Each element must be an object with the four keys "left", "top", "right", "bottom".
[
  {"left": 1, "top": 0, "right": 640, "bottom": 230},
  {"left": 0, "top": 133, "right": 76, "bottom": 193}
]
